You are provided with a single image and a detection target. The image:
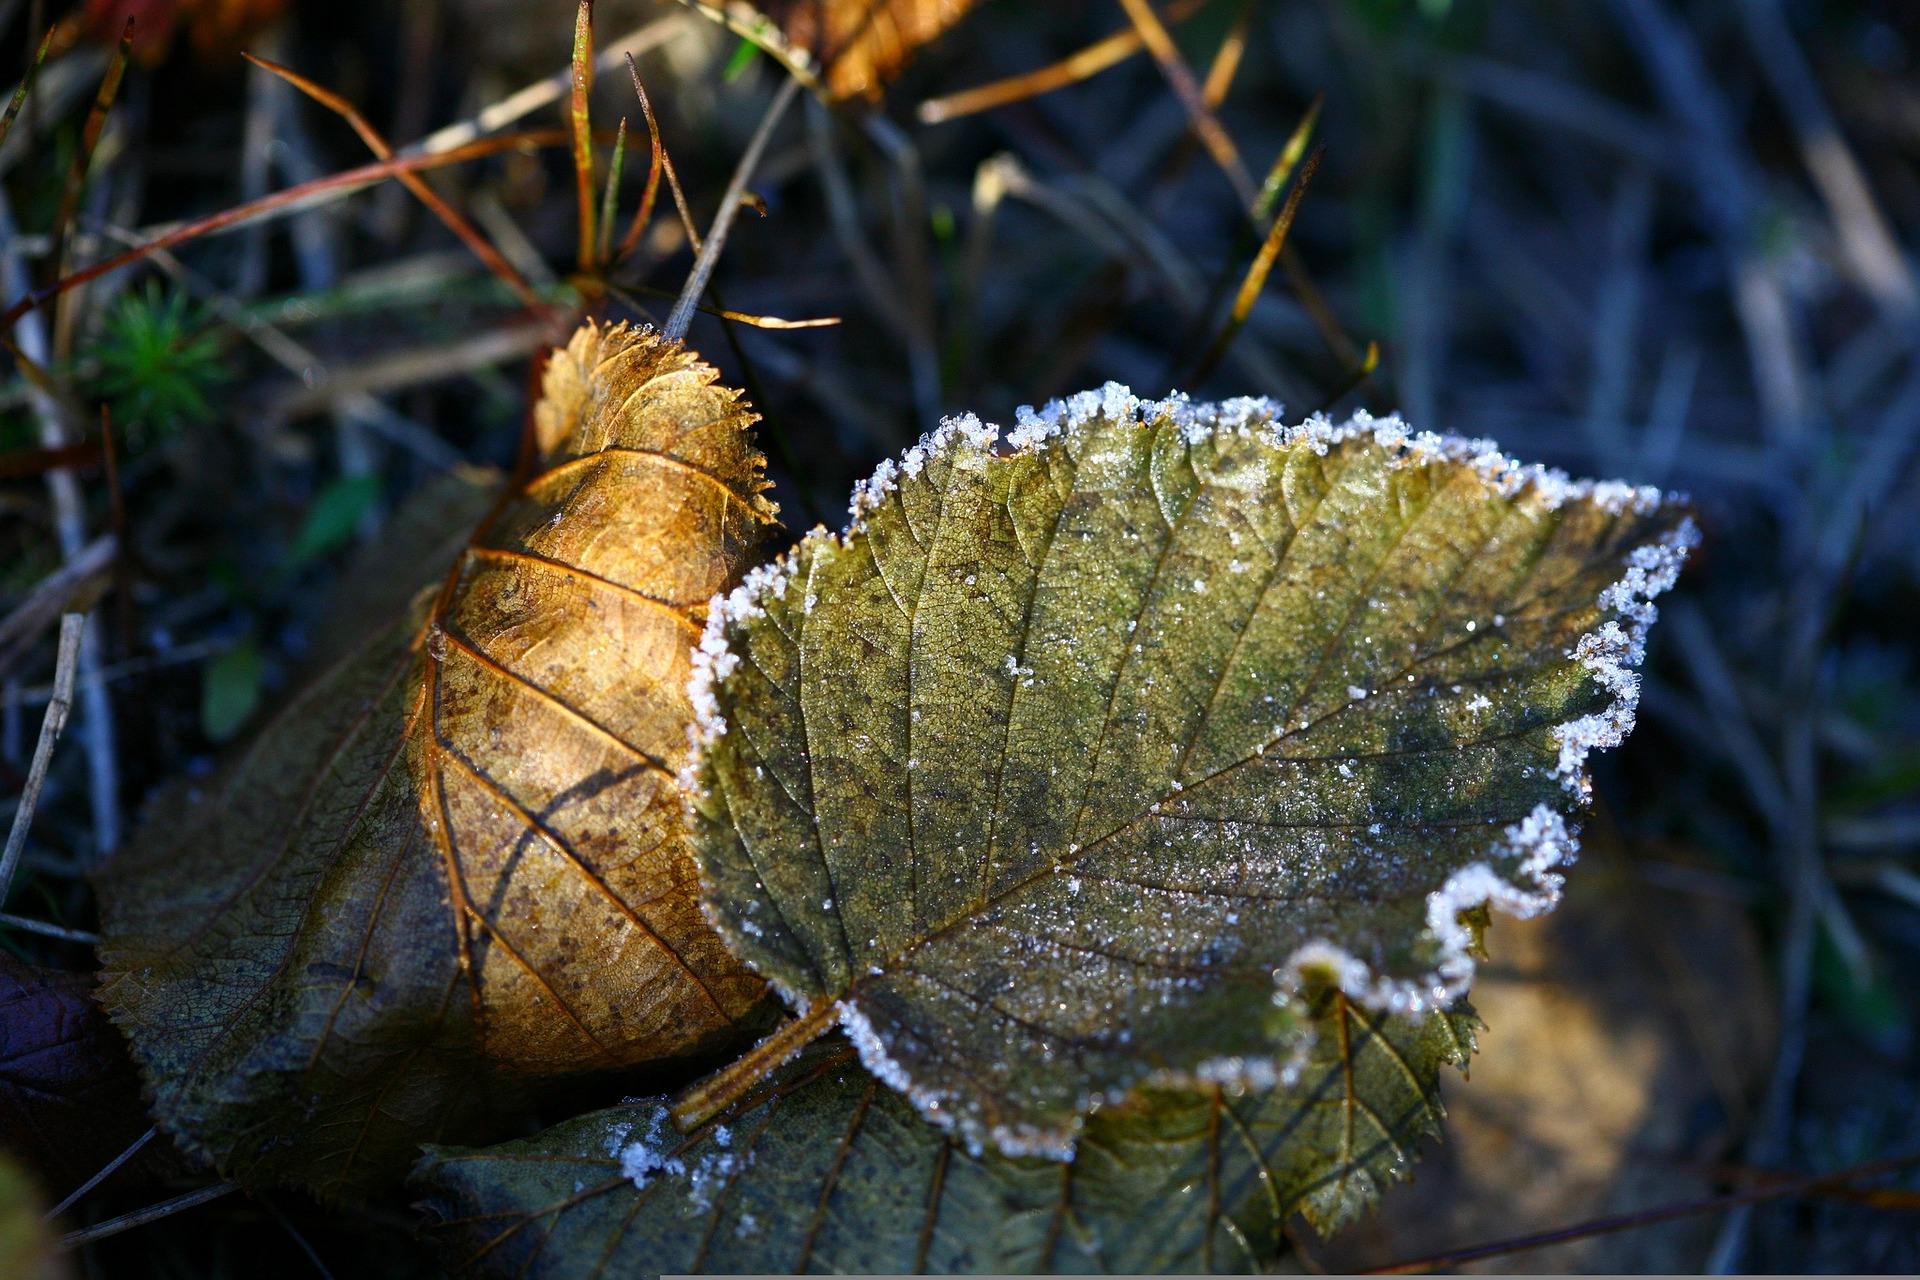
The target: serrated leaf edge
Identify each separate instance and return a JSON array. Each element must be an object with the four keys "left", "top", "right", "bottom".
[{"left": 679, "top": 386, "right": 1696, "bottom": 1151}]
